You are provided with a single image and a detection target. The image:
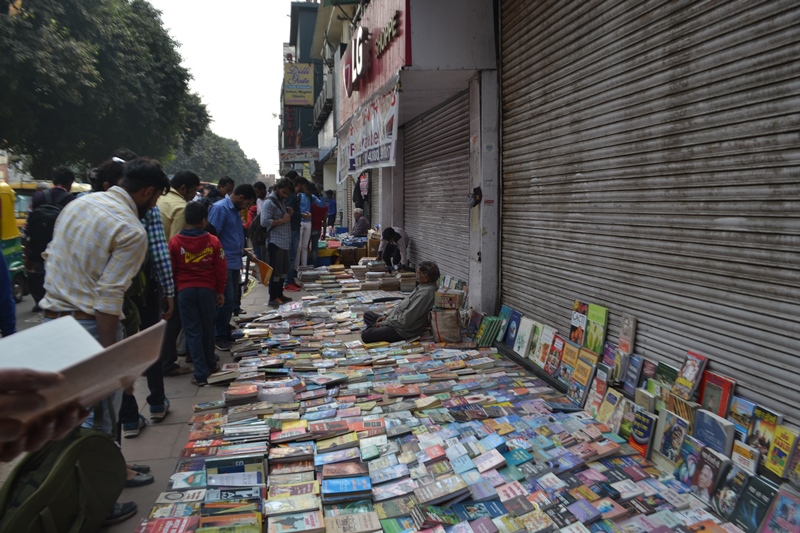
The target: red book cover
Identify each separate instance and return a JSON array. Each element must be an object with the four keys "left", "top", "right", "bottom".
[{"left": 697, "top": 370, "right": 736, "bottom": 418}]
